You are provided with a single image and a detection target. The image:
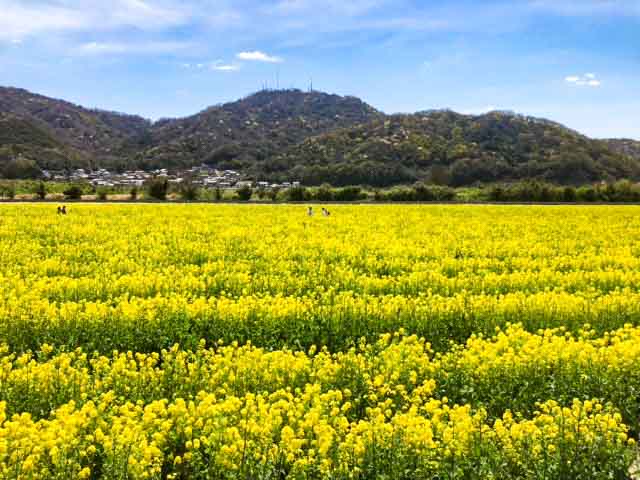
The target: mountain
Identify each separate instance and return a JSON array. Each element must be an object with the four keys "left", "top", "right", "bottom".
[
  {"left": 0, "top": 86, "right": 639, "bottom": 186},
  {"left": 0, "top": 87, "right": 381, "bottom": 175},
  {"left": 0, "top": 86, "right": 151, "bottom": 174},
  {"left": 135, "top": 89, "right": 383, "bottom": 170},
  {"left": 264, "top": 111, "right": 639, "bottom": 186},
  {"left": 607, "top": 139, "right": 640, "bottom": 161}
]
